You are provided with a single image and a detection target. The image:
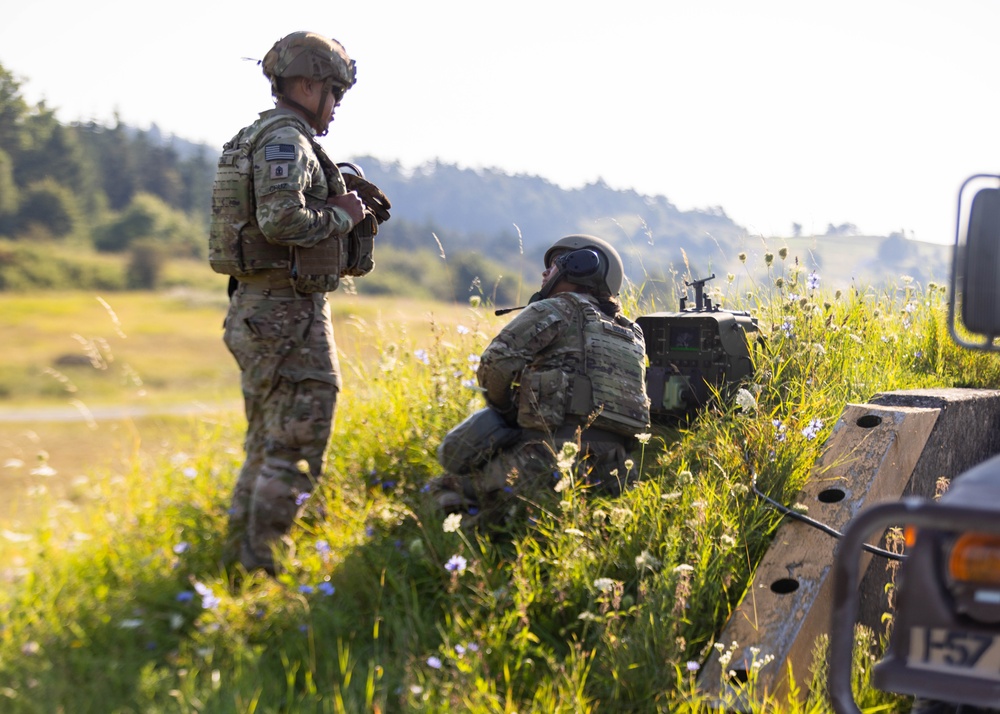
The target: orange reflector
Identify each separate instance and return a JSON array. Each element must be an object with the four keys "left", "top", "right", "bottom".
[
  {"left": 904, "top": 526, "right": 918, "bottom": 548},
  {"left": 949, "top": 533, "right": 1000, "bottom": 584}
]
